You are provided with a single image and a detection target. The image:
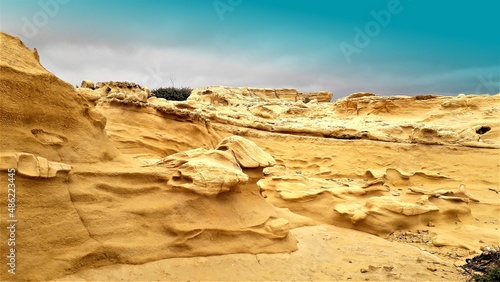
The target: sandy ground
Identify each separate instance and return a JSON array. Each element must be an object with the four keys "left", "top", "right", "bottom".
[{"left": 57, "top": 225, "right": 461, "bottom": 281}]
